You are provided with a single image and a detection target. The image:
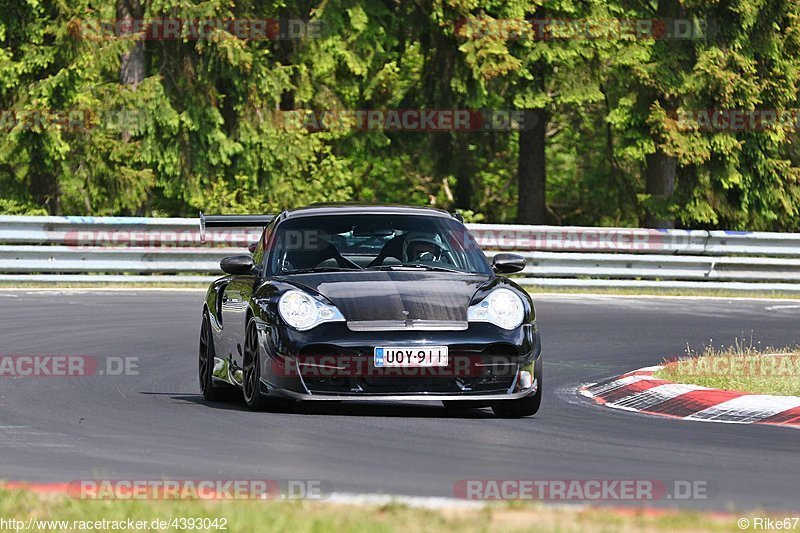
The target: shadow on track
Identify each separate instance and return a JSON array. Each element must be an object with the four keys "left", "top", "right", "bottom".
[{"left": 141, "top": 392, "right": 498, "bottom": 419}]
